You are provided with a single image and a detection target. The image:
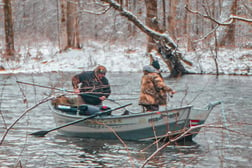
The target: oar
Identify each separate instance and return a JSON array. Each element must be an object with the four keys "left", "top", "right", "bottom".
[{"left": 30, "top": 103, "right": 132, "bottom": 137}]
